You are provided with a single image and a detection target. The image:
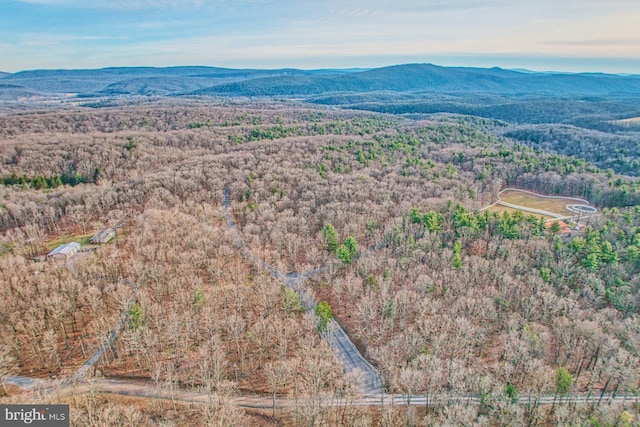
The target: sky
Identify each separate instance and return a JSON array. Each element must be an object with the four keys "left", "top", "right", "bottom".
[{"left": 0, "top": 0, "right": 639, "bottom": 73}]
